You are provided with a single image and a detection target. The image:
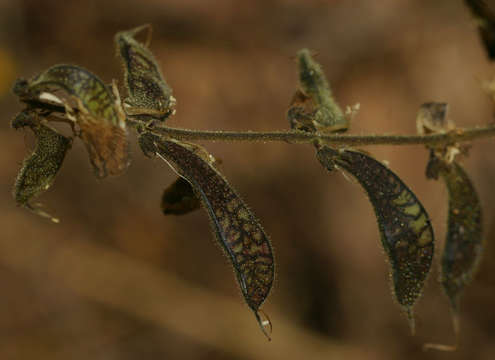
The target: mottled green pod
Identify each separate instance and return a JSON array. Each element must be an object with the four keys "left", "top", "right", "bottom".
[
  {"left": 13, "top": 65, "right": 129, "bottom": 178},
  {"left": 317, "top": 146, "right": 434, "bottom": 331},
  {"left": 115, "top": 24, "right": 175, "bottom": 120},
  {"left": 294, "top": 49, "right": 347, "bottom": 132},
  {"left": 161, "top": 177, "right": 201, "bottom": 215},
  {"left": 464, "top": 0, "right": 495, "bottom": 60},
  {"left": 139, "top": 133, "right": 274, "bottom": 339},
  {"left": 428, "top": 158, "right": 483, "bottom": 314},
  {"left": 12, "top": 110, "right": 71, "bottom": 222}
]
